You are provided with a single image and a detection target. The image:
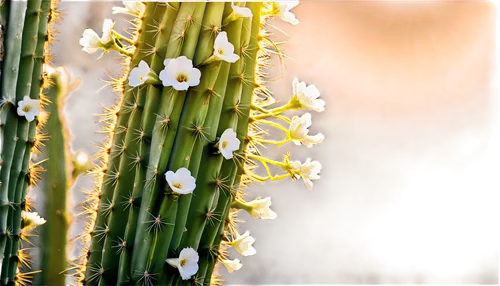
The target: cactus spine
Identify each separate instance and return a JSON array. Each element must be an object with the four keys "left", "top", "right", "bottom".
[
  {"left": 76, "top": 1, "right": 323, "bottom": 285},
  {"left": 37, "top": 66, "right": 88, "bottom": 285},
  {"left": 0, "top": 0, "right": 58, "bottom": 284}
]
